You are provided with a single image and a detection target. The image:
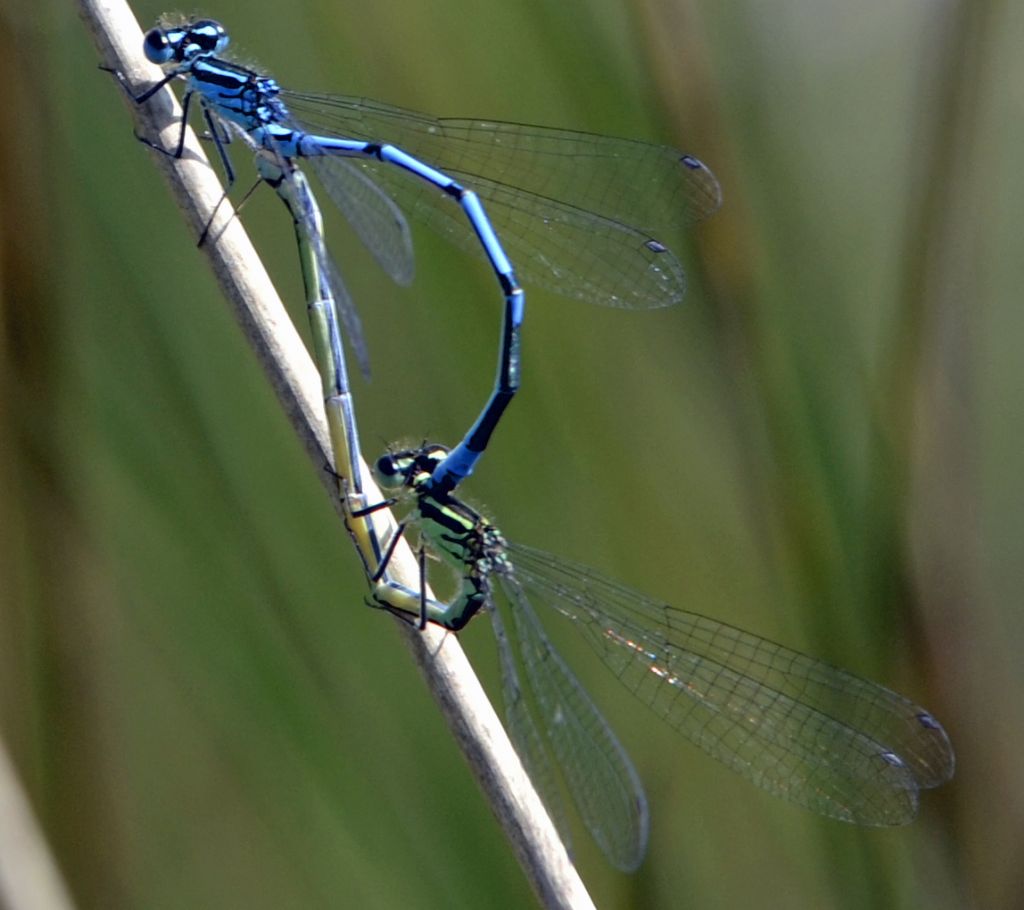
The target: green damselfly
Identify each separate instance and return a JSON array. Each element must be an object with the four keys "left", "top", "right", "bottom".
[{"left": 364, "top": 444, "right": 955, "bottom": 872}]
